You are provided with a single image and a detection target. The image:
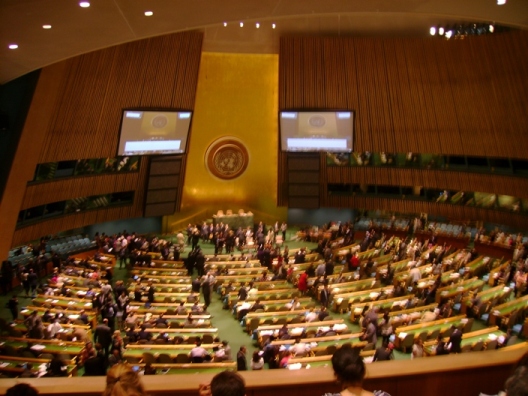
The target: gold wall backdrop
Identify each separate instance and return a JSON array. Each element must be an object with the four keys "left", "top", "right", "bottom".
[{"left": 165, "top": 52, "right": 286, "bottom": 231}]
